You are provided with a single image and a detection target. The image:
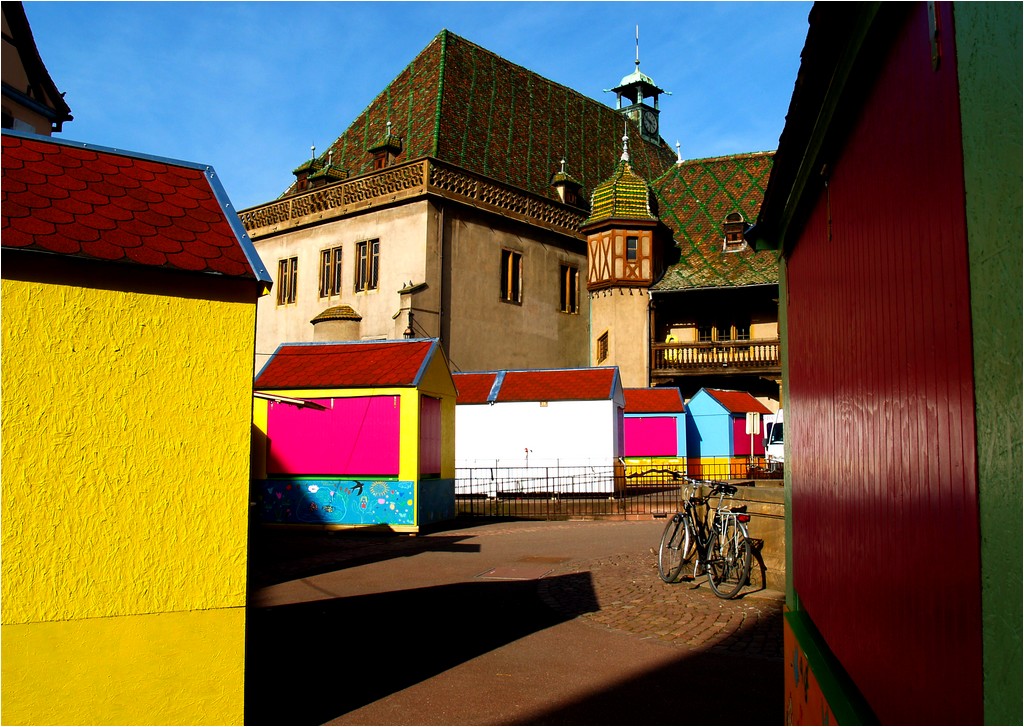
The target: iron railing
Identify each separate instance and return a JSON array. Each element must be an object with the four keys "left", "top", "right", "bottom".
[{"left": 454, "top": 458, "right": 782, "bottom": 520}]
